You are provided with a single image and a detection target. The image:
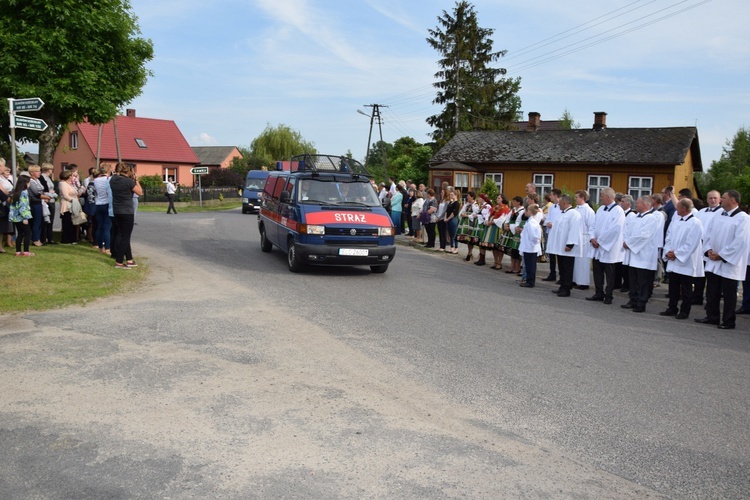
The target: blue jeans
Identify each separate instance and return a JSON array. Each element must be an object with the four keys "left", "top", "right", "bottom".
[
  {"left": 95, "top": 204, "right": 112, "bottom": 249},
  {"left": 447, "top": 217, "right": 458, "bottom": 248},
  {"left": 30, "top": 203, "right": 43, "bottom": 242}
]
